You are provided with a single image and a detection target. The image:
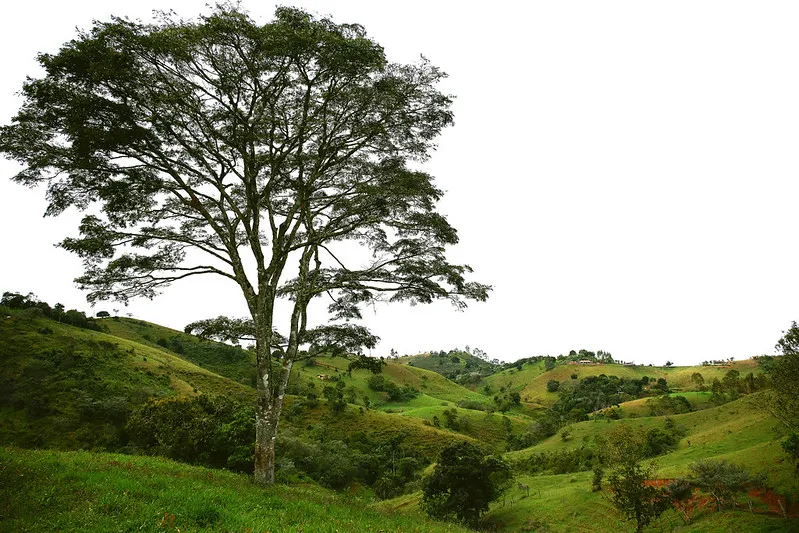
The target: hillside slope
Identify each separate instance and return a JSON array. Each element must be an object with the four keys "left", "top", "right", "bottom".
[{"left": 0, "top": 447, "right": 470, "bottom": 533}]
